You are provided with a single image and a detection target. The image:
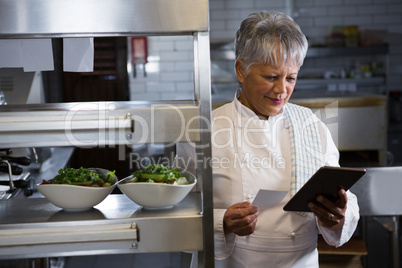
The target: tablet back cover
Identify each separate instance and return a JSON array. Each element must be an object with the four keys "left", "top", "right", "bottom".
[{"left": 283, "top": 166, "right": 366, "bottom": 212}]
